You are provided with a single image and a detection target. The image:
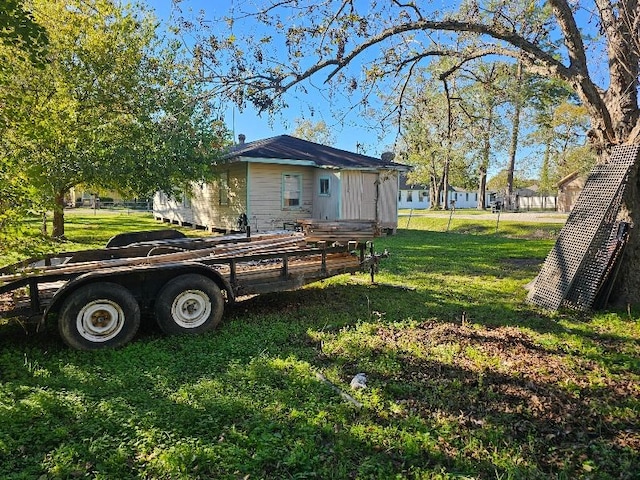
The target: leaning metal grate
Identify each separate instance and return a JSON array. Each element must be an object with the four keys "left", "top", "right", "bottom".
[{"left": 528, "top": 145, "right": 640, "bottom": 310}]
